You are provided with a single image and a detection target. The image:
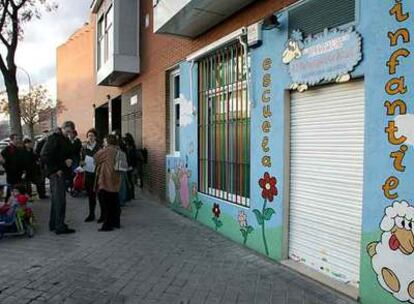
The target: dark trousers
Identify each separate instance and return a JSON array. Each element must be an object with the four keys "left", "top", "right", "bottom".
[
  {"left": 36, "top": 177, "right": 47, "bottom": 198},
  {"left": 23, "top": 179, "right": 46, "bottom": 198},
  {"left": 35, "top": 166, "right": 47, "bottom": 198},
  {"left": 127, "top": 171, "right": 135, "bottom": 200},
  {"left": 137, "top": 164, "right": 144, "bottom": 188},
  {"left": 49, "top": 174, "right": 67, "bottom": 232},
  {"left": 98, "top": 190, "right": 120, "bottom": 229},
  {"left": 85, "top": 173, "right": 97, "bottom": 217}
]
